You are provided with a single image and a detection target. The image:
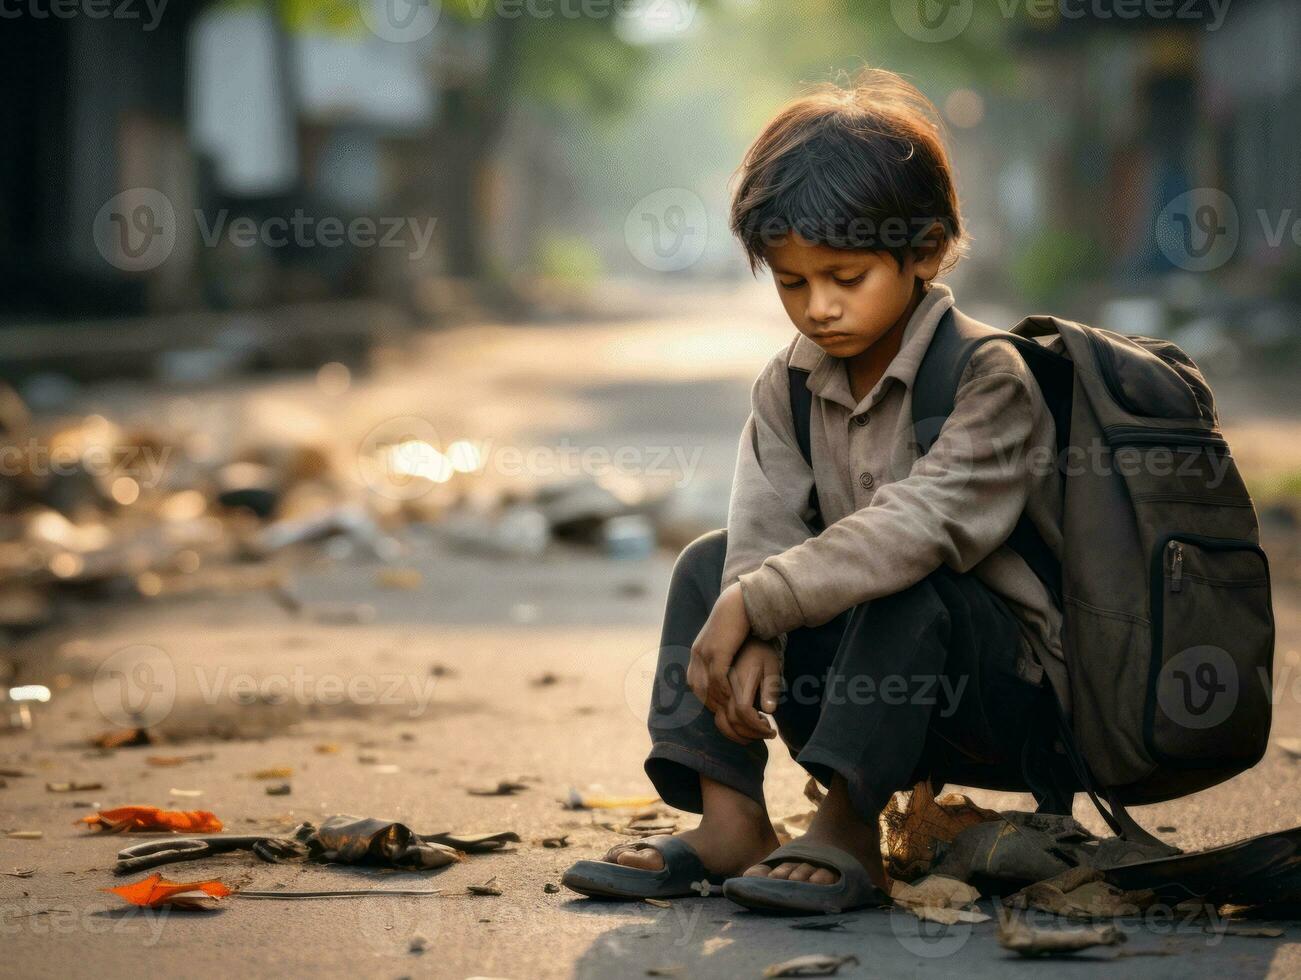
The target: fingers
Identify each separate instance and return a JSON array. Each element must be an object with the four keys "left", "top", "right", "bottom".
[
  {"left": 713, "top": 704, "right": 750, "bottom": 745},
  {"left": 759, "top": 663, "right": 783, "bottom": 715},
  {"left": 728, "top": 670, "right": 774, "bottom": 740}
]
